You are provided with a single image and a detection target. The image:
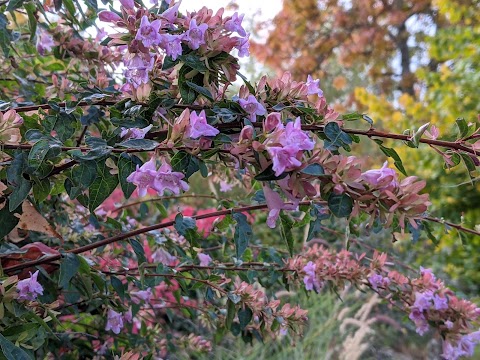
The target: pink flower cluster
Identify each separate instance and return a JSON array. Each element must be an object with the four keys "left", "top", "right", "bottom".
[
  {"left": 232, "top": 281, "right": 308, "bottom": 335},
  {"left": 126, "top": 158, "right": 189, "bottom": 197},
  {"left": 100, "top": 1, "right": 250, "bottom": 100},
  {"left": 287, "top": 246, "right": 480, "bottom": 360}
]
